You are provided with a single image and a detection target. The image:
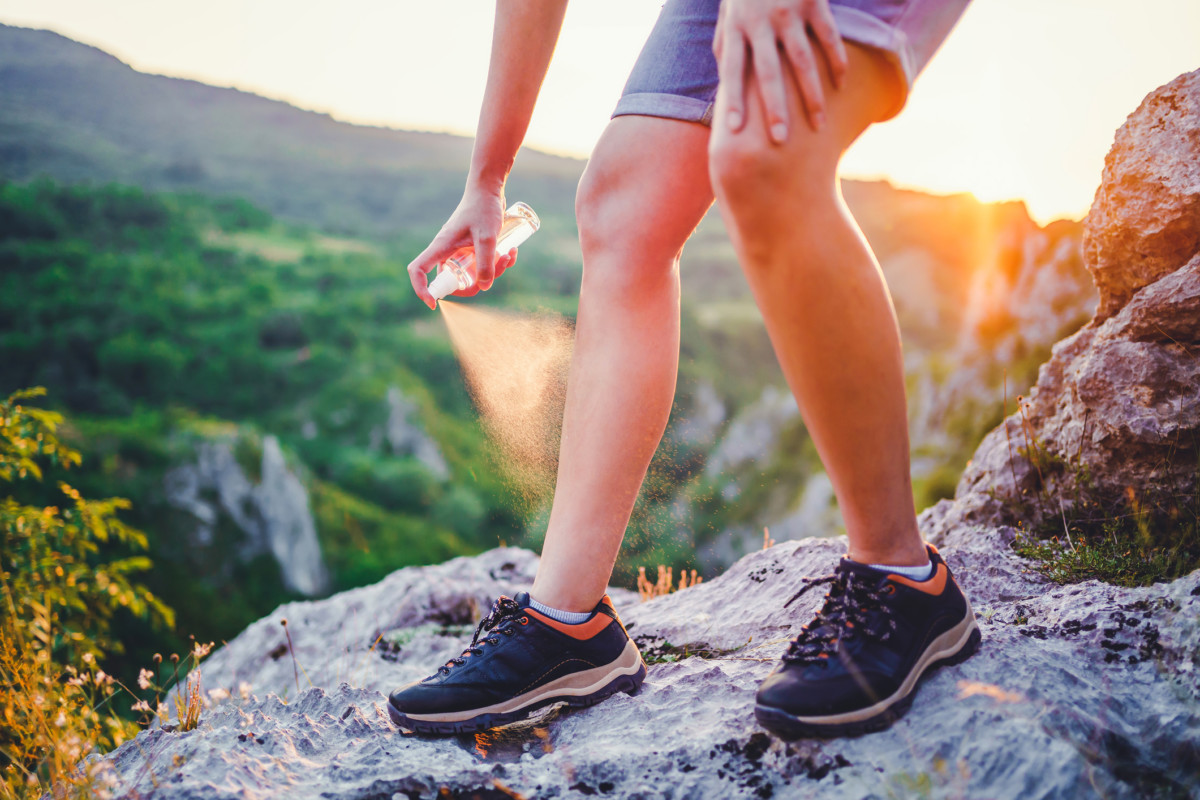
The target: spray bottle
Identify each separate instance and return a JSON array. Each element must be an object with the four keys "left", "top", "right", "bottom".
[{"left": 428, "top": 202, "right": 540, "bottom": 302}]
